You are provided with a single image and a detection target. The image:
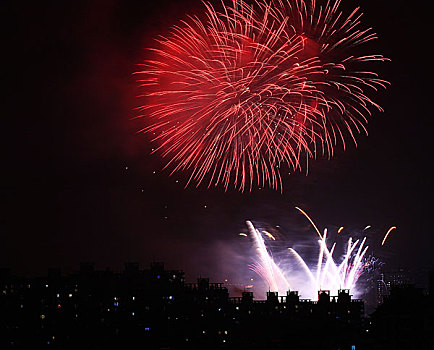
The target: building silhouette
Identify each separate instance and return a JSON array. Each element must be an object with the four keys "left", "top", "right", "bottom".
[
  {"left": 369, "top": 283, "right": 434, "bottom": 349},
  {"left": 376, "top": 268, "right": 409, "bottom": 305},
  {"left": 2, "top": 263, "right": 432, "bottom": 349}
]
